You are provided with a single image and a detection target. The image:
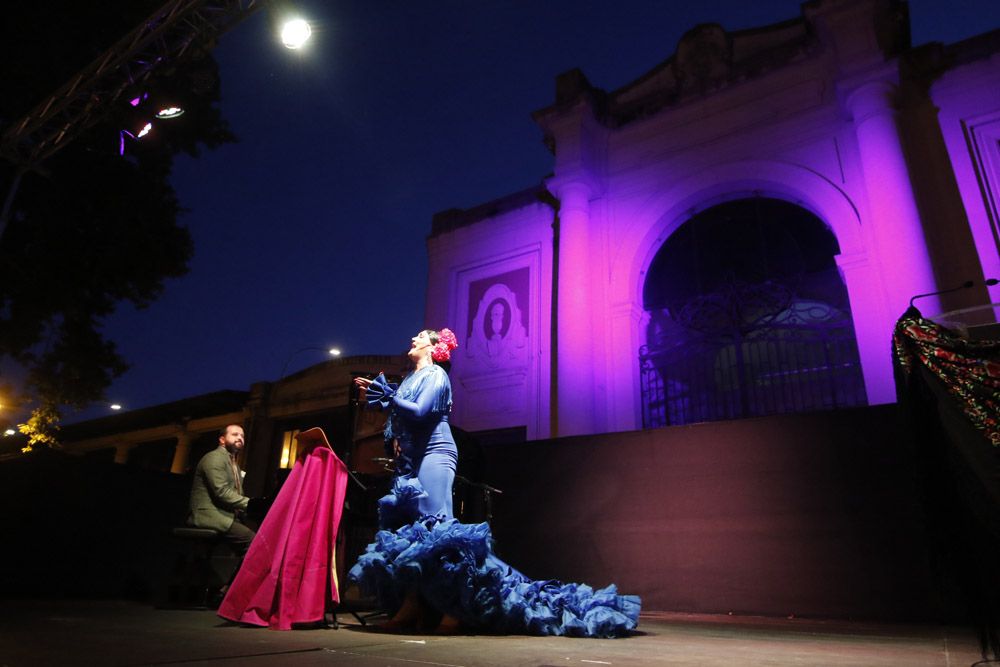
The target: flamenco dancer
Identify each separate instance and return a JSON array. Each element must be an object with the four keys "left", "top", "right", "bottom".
[{"left": 349, "top": 328, "right": 641, "bottom": 637}]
